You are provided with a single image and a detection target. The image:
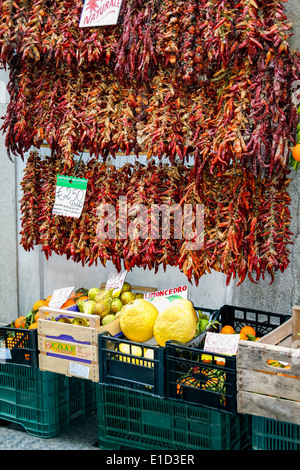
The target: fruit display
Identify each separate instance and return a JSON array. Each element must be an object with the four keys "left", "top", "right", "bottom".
[
  {"left": 8, "top": 287, "right": 89, "bottom": 330},
  {"left": 74, "top": 282, "right": 145, "bottom": 327},
  {"left": 116, "top": 296, "right": 220, "bottom": 348}
]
